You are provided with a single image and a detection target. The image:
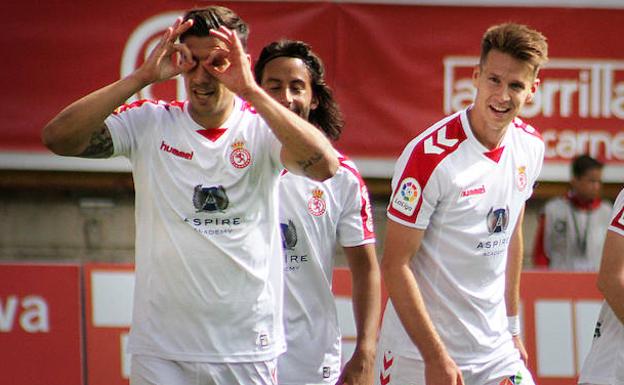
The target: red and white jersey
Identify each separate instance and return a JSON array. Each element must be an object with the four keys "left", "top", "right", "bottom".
[
  {"left": 277, "top": 155, "right": 375, "bottom": 384},
  {"left": 381, "top": 107, "right": 544, "bottom": 364},
  {"left": 579, "top": 188, "right": 624, "bottom": 385},
  {"left": 105, "top": 96, "right": 286, "bottom": 362}
]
